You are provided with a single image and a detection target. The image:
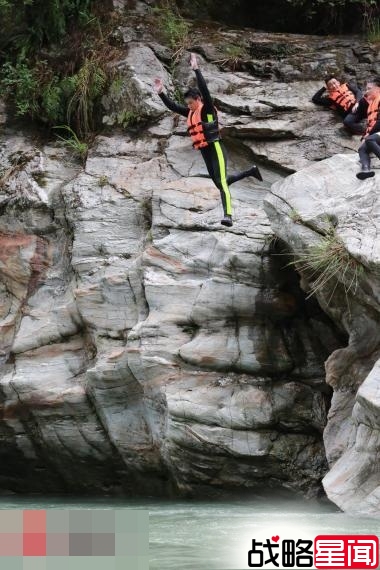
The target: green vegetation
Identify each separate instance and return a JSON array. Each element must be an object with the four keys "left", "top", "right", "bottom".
[
  {"left": 0, "top": 0, "right": 93, "bottom": 51},
  {"left": 117, "top": 110, "right": 142, "bottom": 129},
  {"left": 154, "top": 1, "right": 190, "bottom": 54},
  {"left": 98, "top": 175, "right": 109, "bottom": 187},
  {"left": 109, "top": 76, "right": 124, "bottom": 99},
  {"left": 289, "top": 208, "right": 302, "bottom": 223},
  {"left": 66, "top": 57, "right": 107, "bottom": 135},
  {"left": 150, "top": 2, "right": 192, "bottom": 114},
  {"left": 0, "top": 0, "right": 114, "bottom": 137},
  {"left": 213, "top": 43, "right": 249, "bottom": 71},
  {"left": 367, "top": 20, "right": 380, "bottom": 42},
  {"left": 176, "top": 0, "right": 380, "bottom": 35},
  {"left": 286, "top": 0, "right": 380, "bottom": 36},
  {"left": 54, "top": 125, "right": 89, "bottom": 163},
  {"left": 1, "top": 55, "right": 108, "bottom": 135},
  {"left": 290, "top": 231, "right": 364, "bottom": 303}
]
